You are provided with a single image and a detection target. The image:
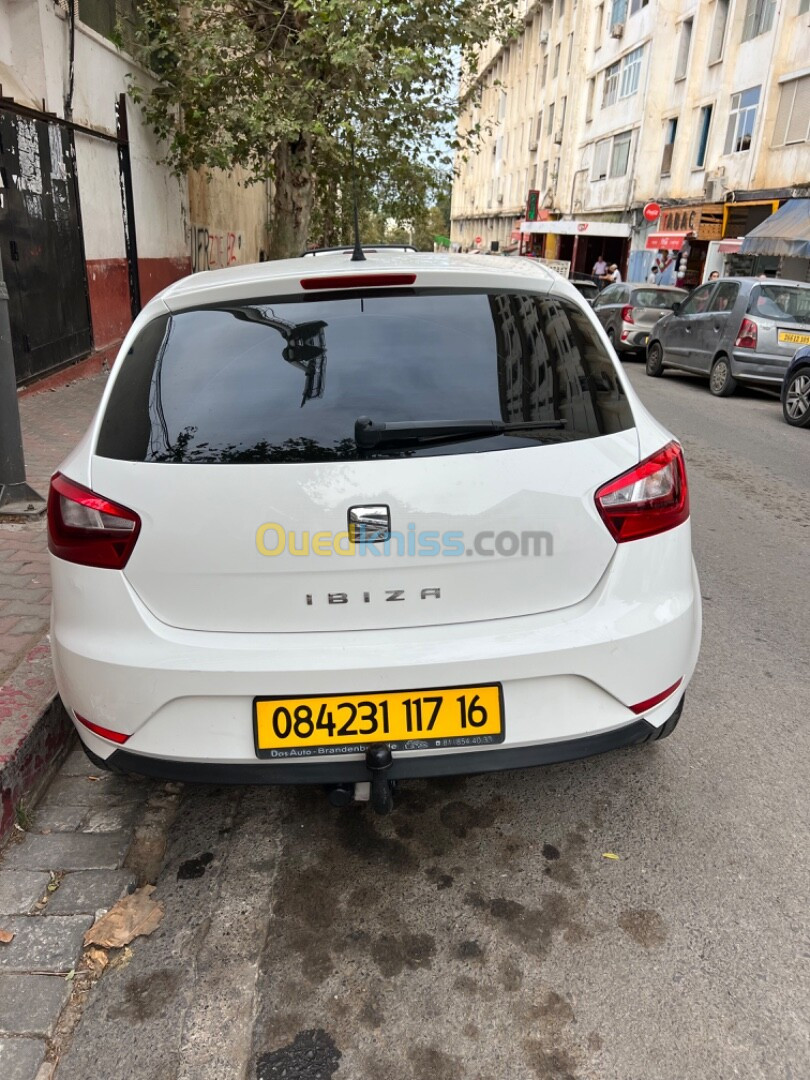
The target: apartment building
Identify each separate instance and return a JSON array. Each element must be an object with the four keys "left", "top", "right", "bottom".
[{"left": 451, "top": 0, "right": 810, "bottom": 284}]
